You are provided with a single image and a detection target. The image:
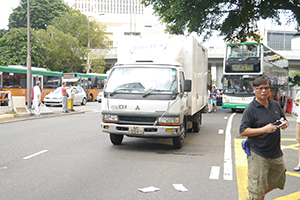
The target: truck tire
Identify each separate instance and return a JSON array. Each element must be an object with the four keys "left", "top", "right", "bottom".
[
  {"left": 173, "top": 121, "right": 186, "bottom": 149},
  {"left": 110, "top": 134, "right": 124, "bottom": 145},
  {"left": 193, "top": 114, "right": 201, "bottom": 132},
  {"left": 173, "top": 135, "right": 183, "bottom": 149}
]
